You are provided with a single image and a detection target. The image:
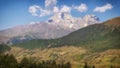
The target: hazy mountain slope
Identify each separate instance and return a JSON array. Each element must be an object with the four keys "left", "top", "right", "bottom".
[
  {"left": 0, "top": 35, "right": 10, "bottom": 44},
  {"left": 13, "top": 17, "right": 120, "bottom": 52}
]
